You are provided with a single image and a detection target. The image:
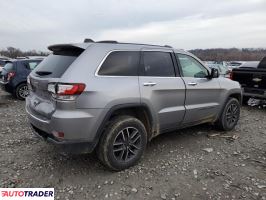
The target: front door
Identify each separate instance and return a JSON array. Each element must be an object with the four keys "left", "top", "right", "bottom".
[{"left": 176, "top": 53, "right": 221, "bottom": 125}]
